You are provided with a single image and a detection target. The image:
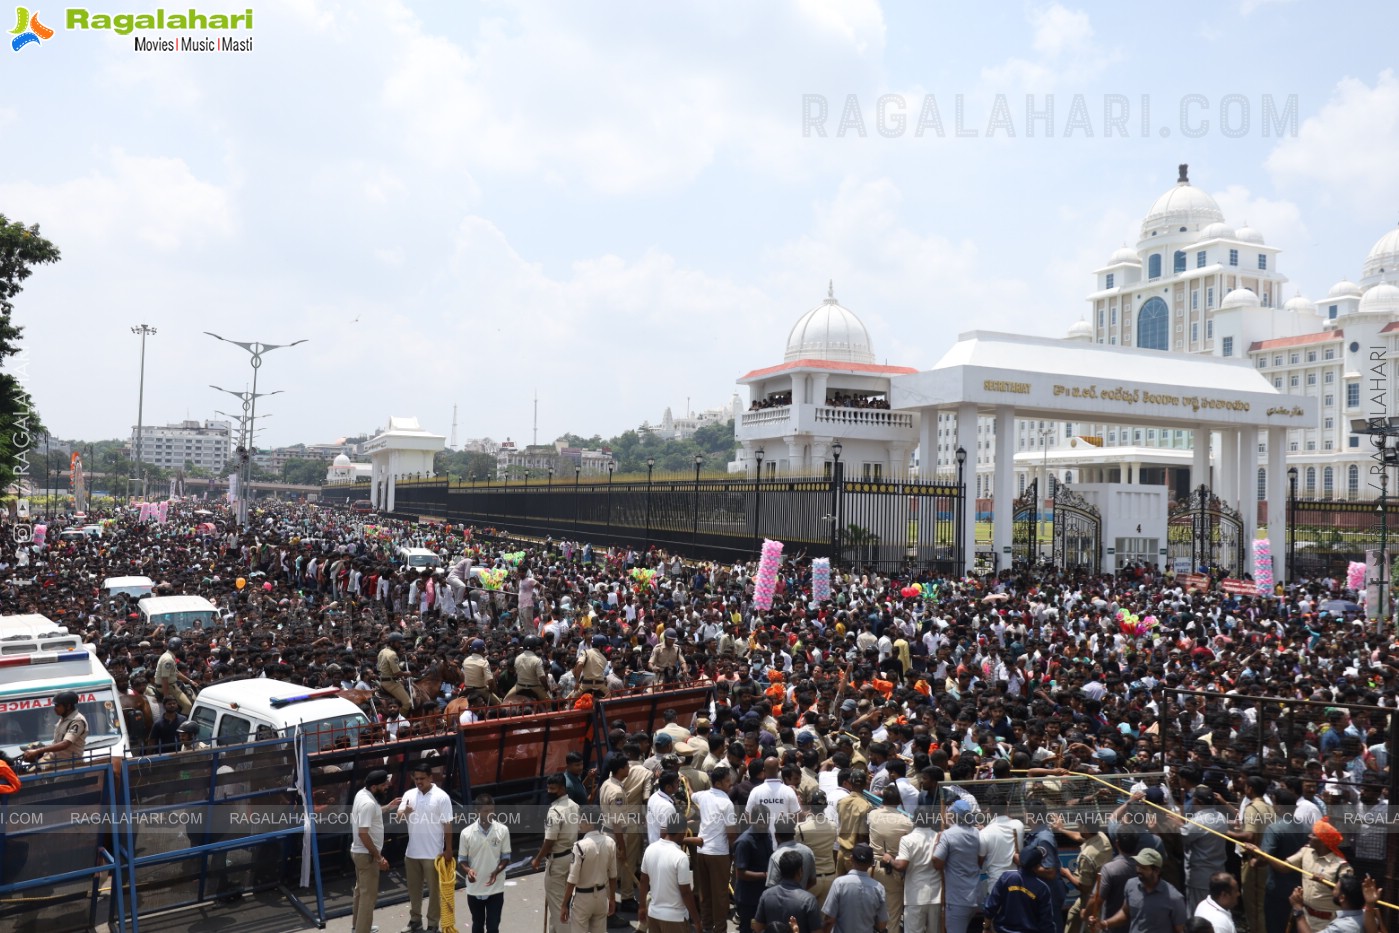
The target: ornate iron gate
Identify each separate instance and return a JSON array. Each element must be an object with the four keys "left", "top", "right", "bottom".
[
  {"left": 1168, "top": 484, "right": 1246, "bottom": 575},
  {"left": 1051, "top": 483, "right": 1102, "bottom": 573},
  {"left": 1012, "top": 478, "right": 1039, "bottom": 568}
]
